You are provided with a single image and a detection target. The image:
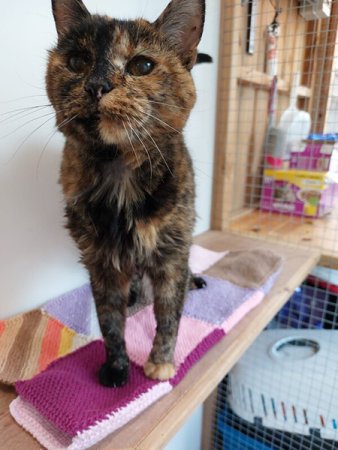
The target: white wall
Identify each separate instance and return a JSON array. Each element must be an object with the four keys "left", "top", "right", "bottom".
[{"left": 0, "top": 0, "right": 219, "bottom": 445}]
